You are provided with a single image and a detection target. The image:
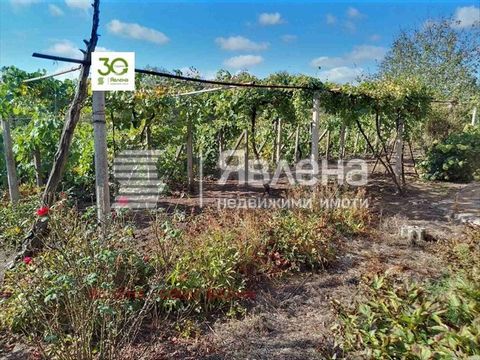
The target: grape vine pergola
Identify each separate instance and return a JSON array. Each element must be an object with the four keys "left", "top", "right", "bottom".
[{"left": 4, "top": 48, "right": 435, "bottom": 226}]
